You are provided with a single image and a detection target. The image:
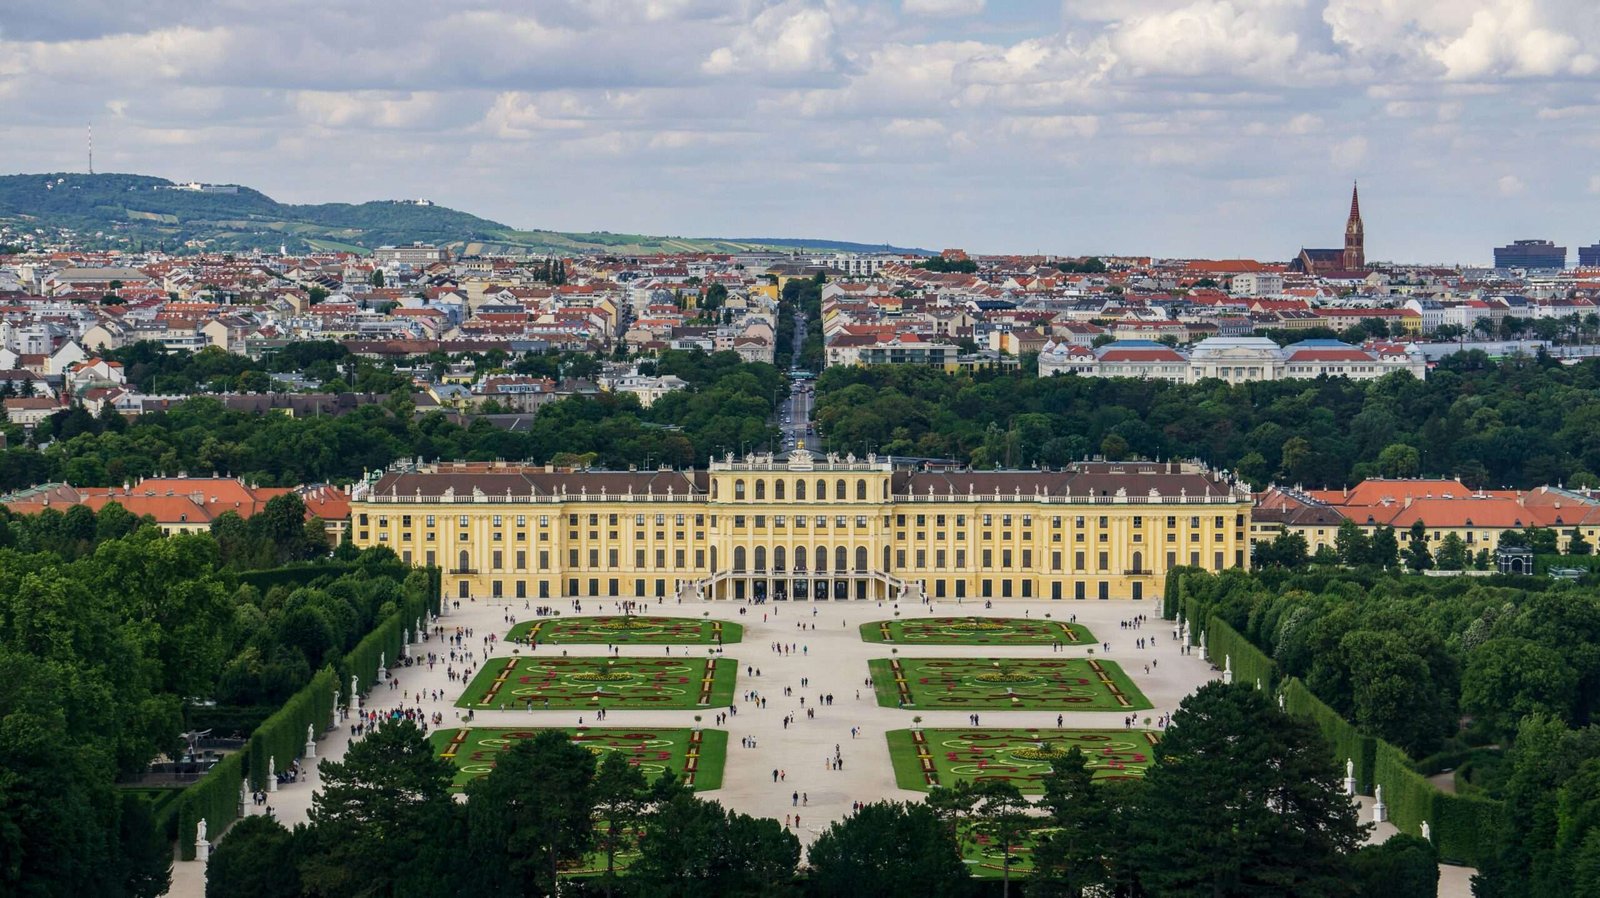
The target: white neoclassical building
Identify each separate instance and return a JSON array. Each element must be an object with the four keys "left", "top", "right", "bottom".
[{"left": 1040, "top": 337, "right": 1427, "bottom": 383}]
